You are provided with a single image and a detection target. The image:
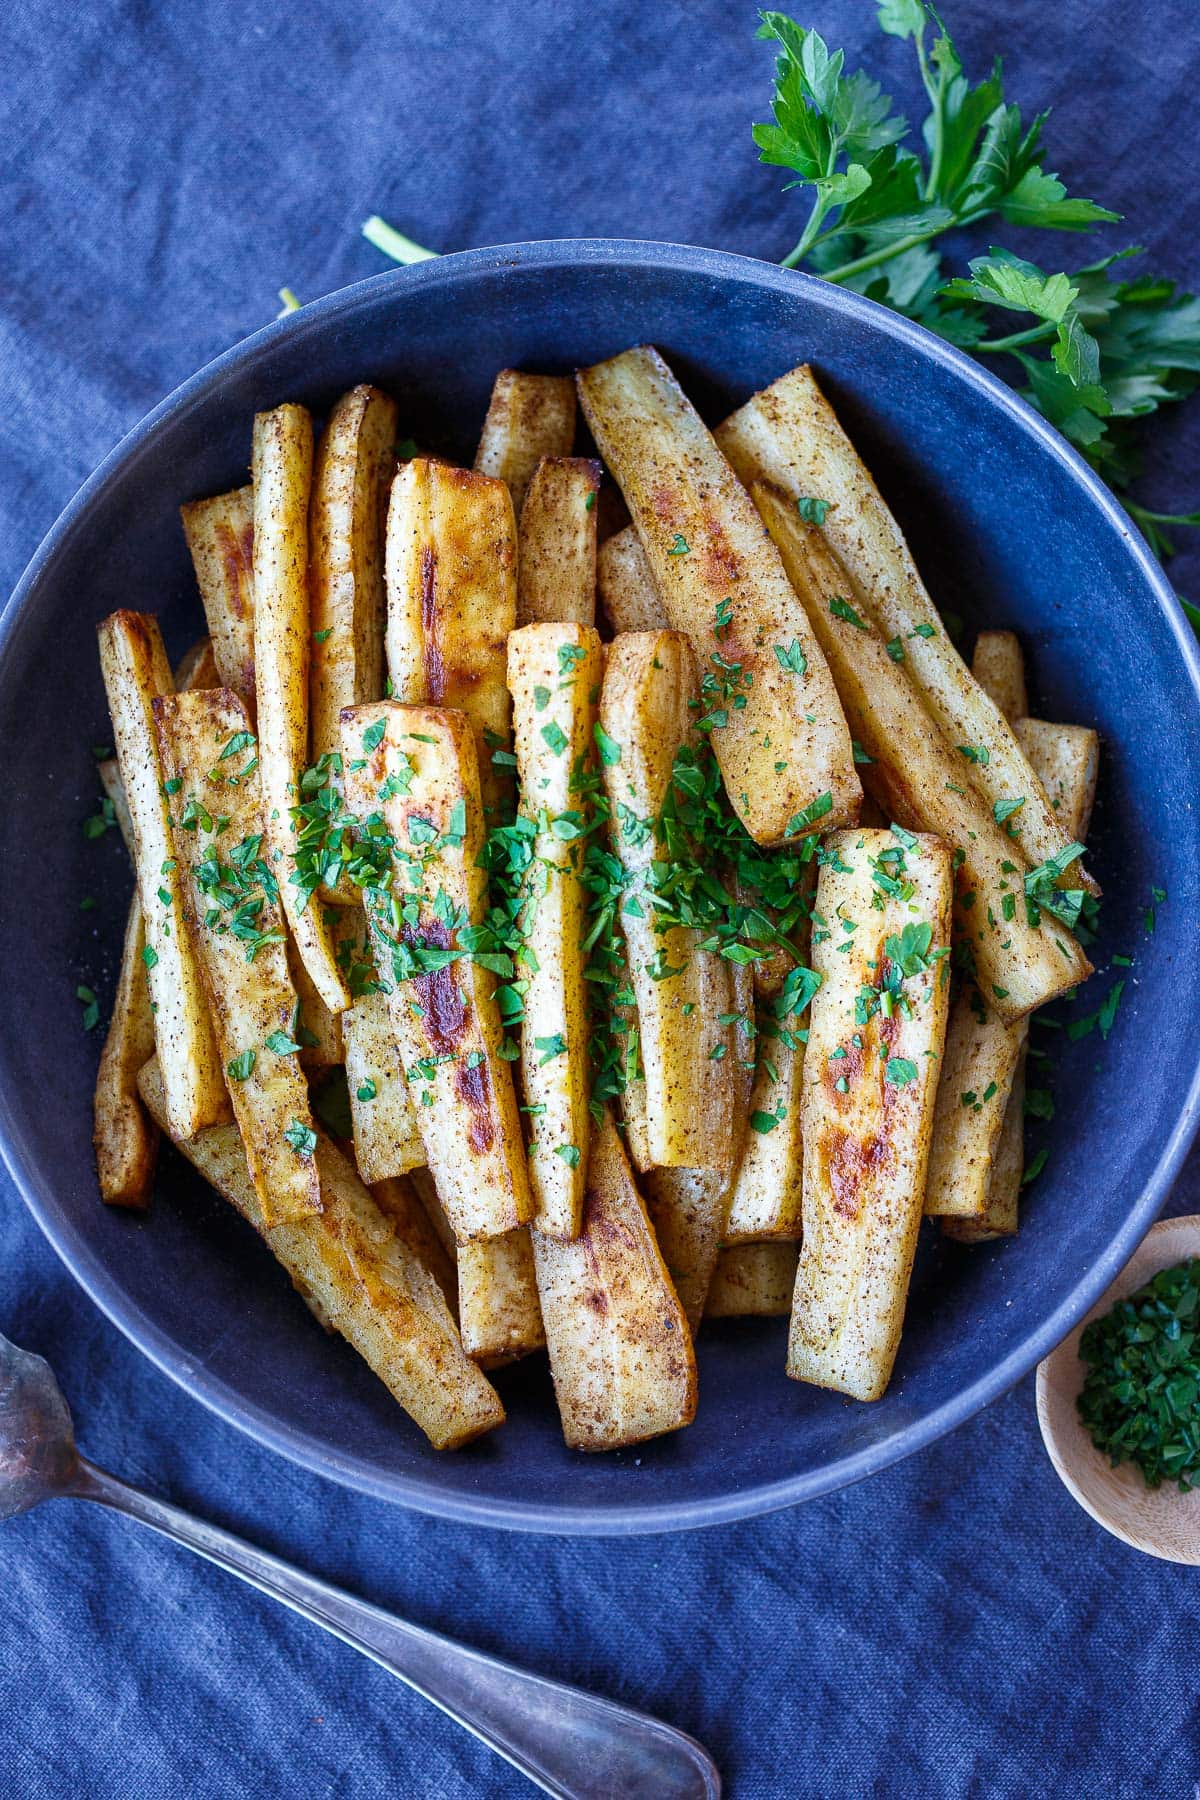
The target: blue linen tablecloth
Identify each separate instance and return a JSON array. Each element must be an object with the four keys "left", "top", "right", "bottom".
[{"left": 2, "top": 3, "right": 1199, "bottom": 1794}]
